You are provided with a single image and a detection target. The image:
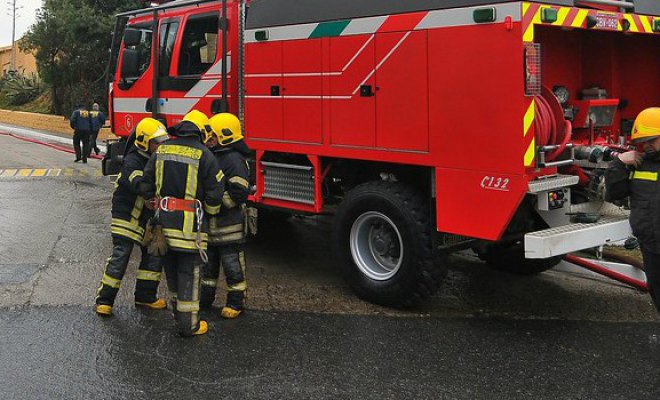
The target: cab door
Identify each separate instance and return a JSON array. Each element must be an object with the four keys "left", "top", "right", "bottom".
[
  {"left": 329, "top": 34, "right": 376, "bottom": 148},
  {"left": 112, "top": 23, "right": 155, "bottom": 137},
  {"left": 155, "top": 17, "right": 181, "bottom": 127},
  {"left": 159, "top": 11, "right": 221, "bottom": 121}
]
